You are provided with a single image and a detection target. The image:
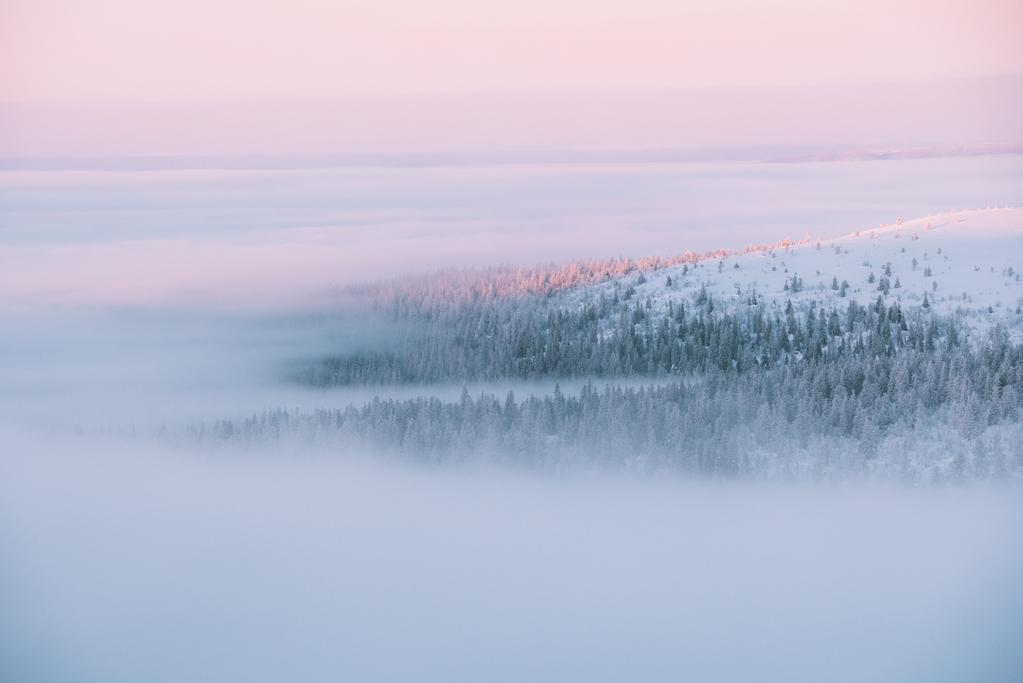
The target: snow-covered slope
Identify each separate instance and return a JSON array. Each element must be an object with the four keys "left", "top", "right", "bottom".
[{"left": 574, "top": 207, "right": 1023, "bottom": 333}]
